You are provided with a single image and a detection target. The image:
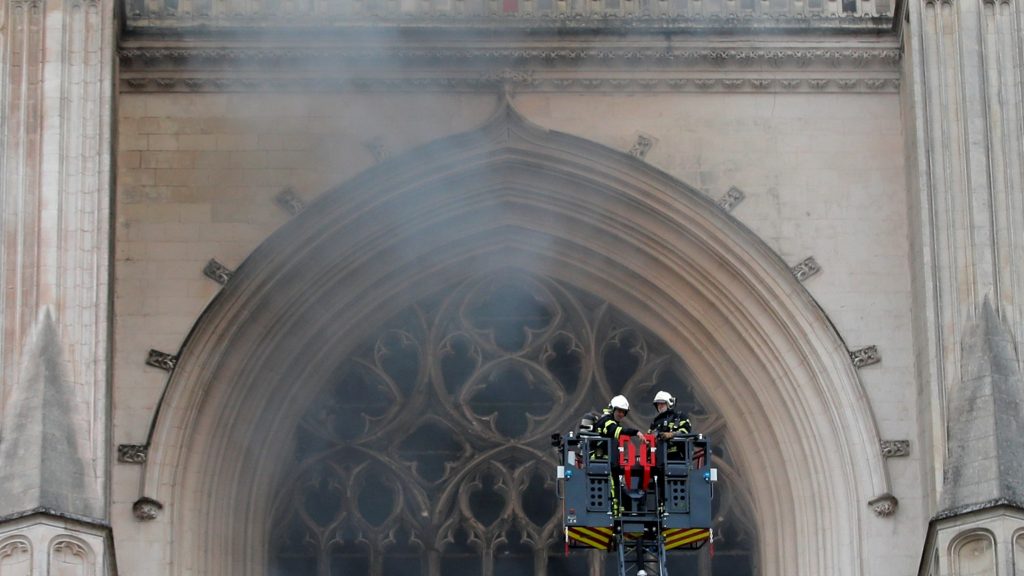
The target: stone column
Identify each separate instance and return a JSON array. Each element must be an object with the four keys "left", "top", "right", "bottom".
[
  {"left": 904, "top": 0, "right": 1024, "bottom": 570},
  {"left": 905, "top": 0, "right": 1024, "bottom": 485},
  {"left": 0, "top": 0, "right": 115, "bottom": 572}
]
